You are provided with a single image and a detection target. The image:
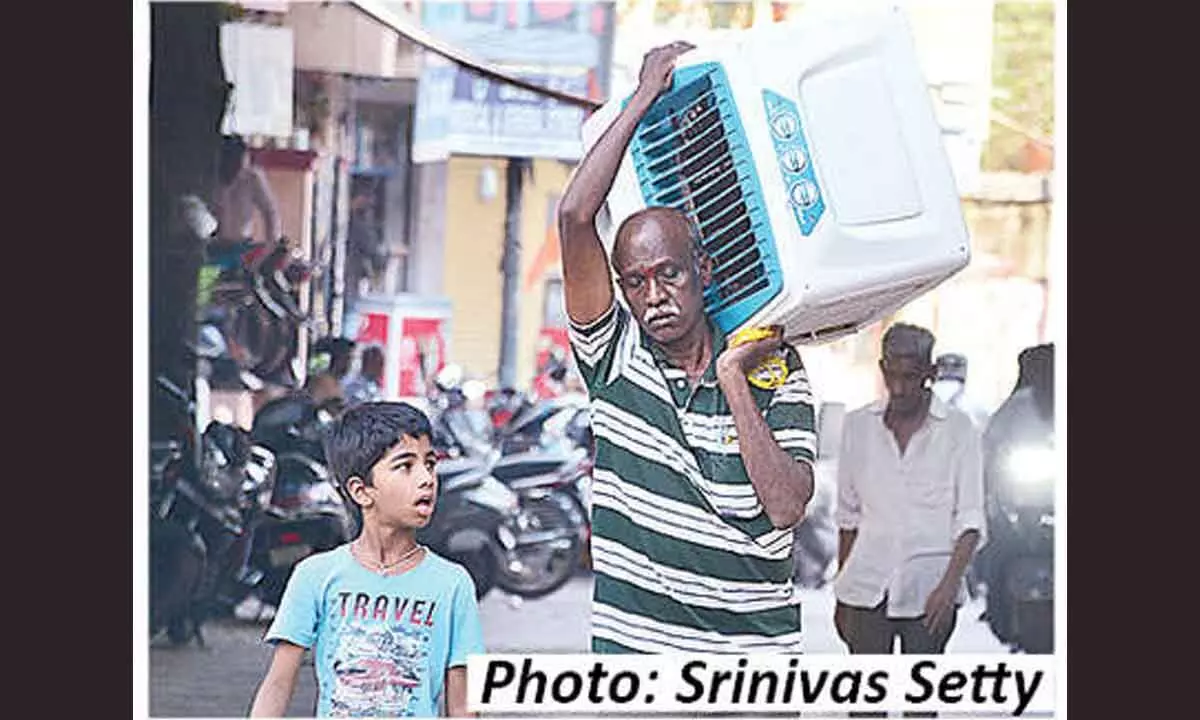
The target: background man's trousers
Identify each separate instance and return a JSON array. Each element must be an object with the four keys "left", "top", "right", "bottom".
[{"left": 836, "top": 598, "right": 958, "bottom": 718}]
